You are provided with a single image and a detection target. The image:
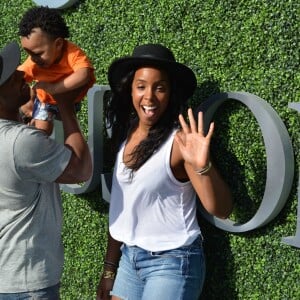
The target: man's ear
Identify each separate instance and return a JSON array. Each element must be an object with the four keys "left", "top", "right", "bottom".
[
  {"left": 0, "top": 96, "right": 5, "bottom": 110},
  {"left": 54, "top": 37, "right": 64, "bottom": 52}
]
